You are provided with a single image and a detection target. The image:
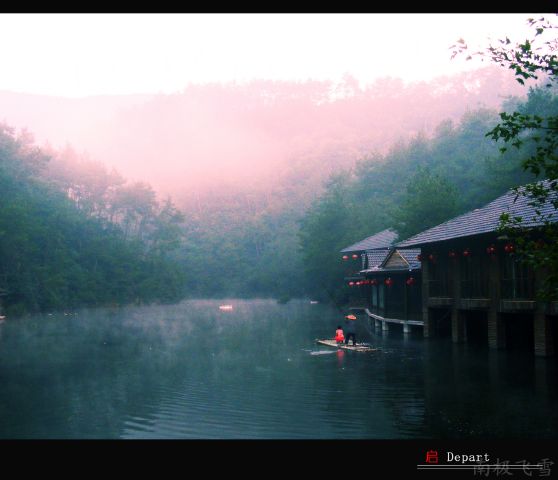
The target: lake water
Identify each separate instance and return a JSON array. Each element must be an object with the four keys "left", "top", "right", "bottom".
[{"left": 0, "top": 299, "right": 556, "bottom": 439}]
